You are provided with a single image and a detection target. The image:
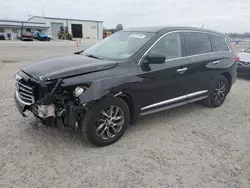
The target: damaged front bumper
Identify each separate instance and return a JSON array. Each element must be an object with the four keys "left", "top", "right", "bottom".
[
  {"left": 14, "top": 88, "right": 83, "bottom": 131},
  {"left": 14, "top": 90, "right": 56, "bottom": 118},
  {"left": 15, "top": 89, "right": 82, "bottom": 130},
  {"left": 14, "top": 72, "right": 92, "bottom": 130}
]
